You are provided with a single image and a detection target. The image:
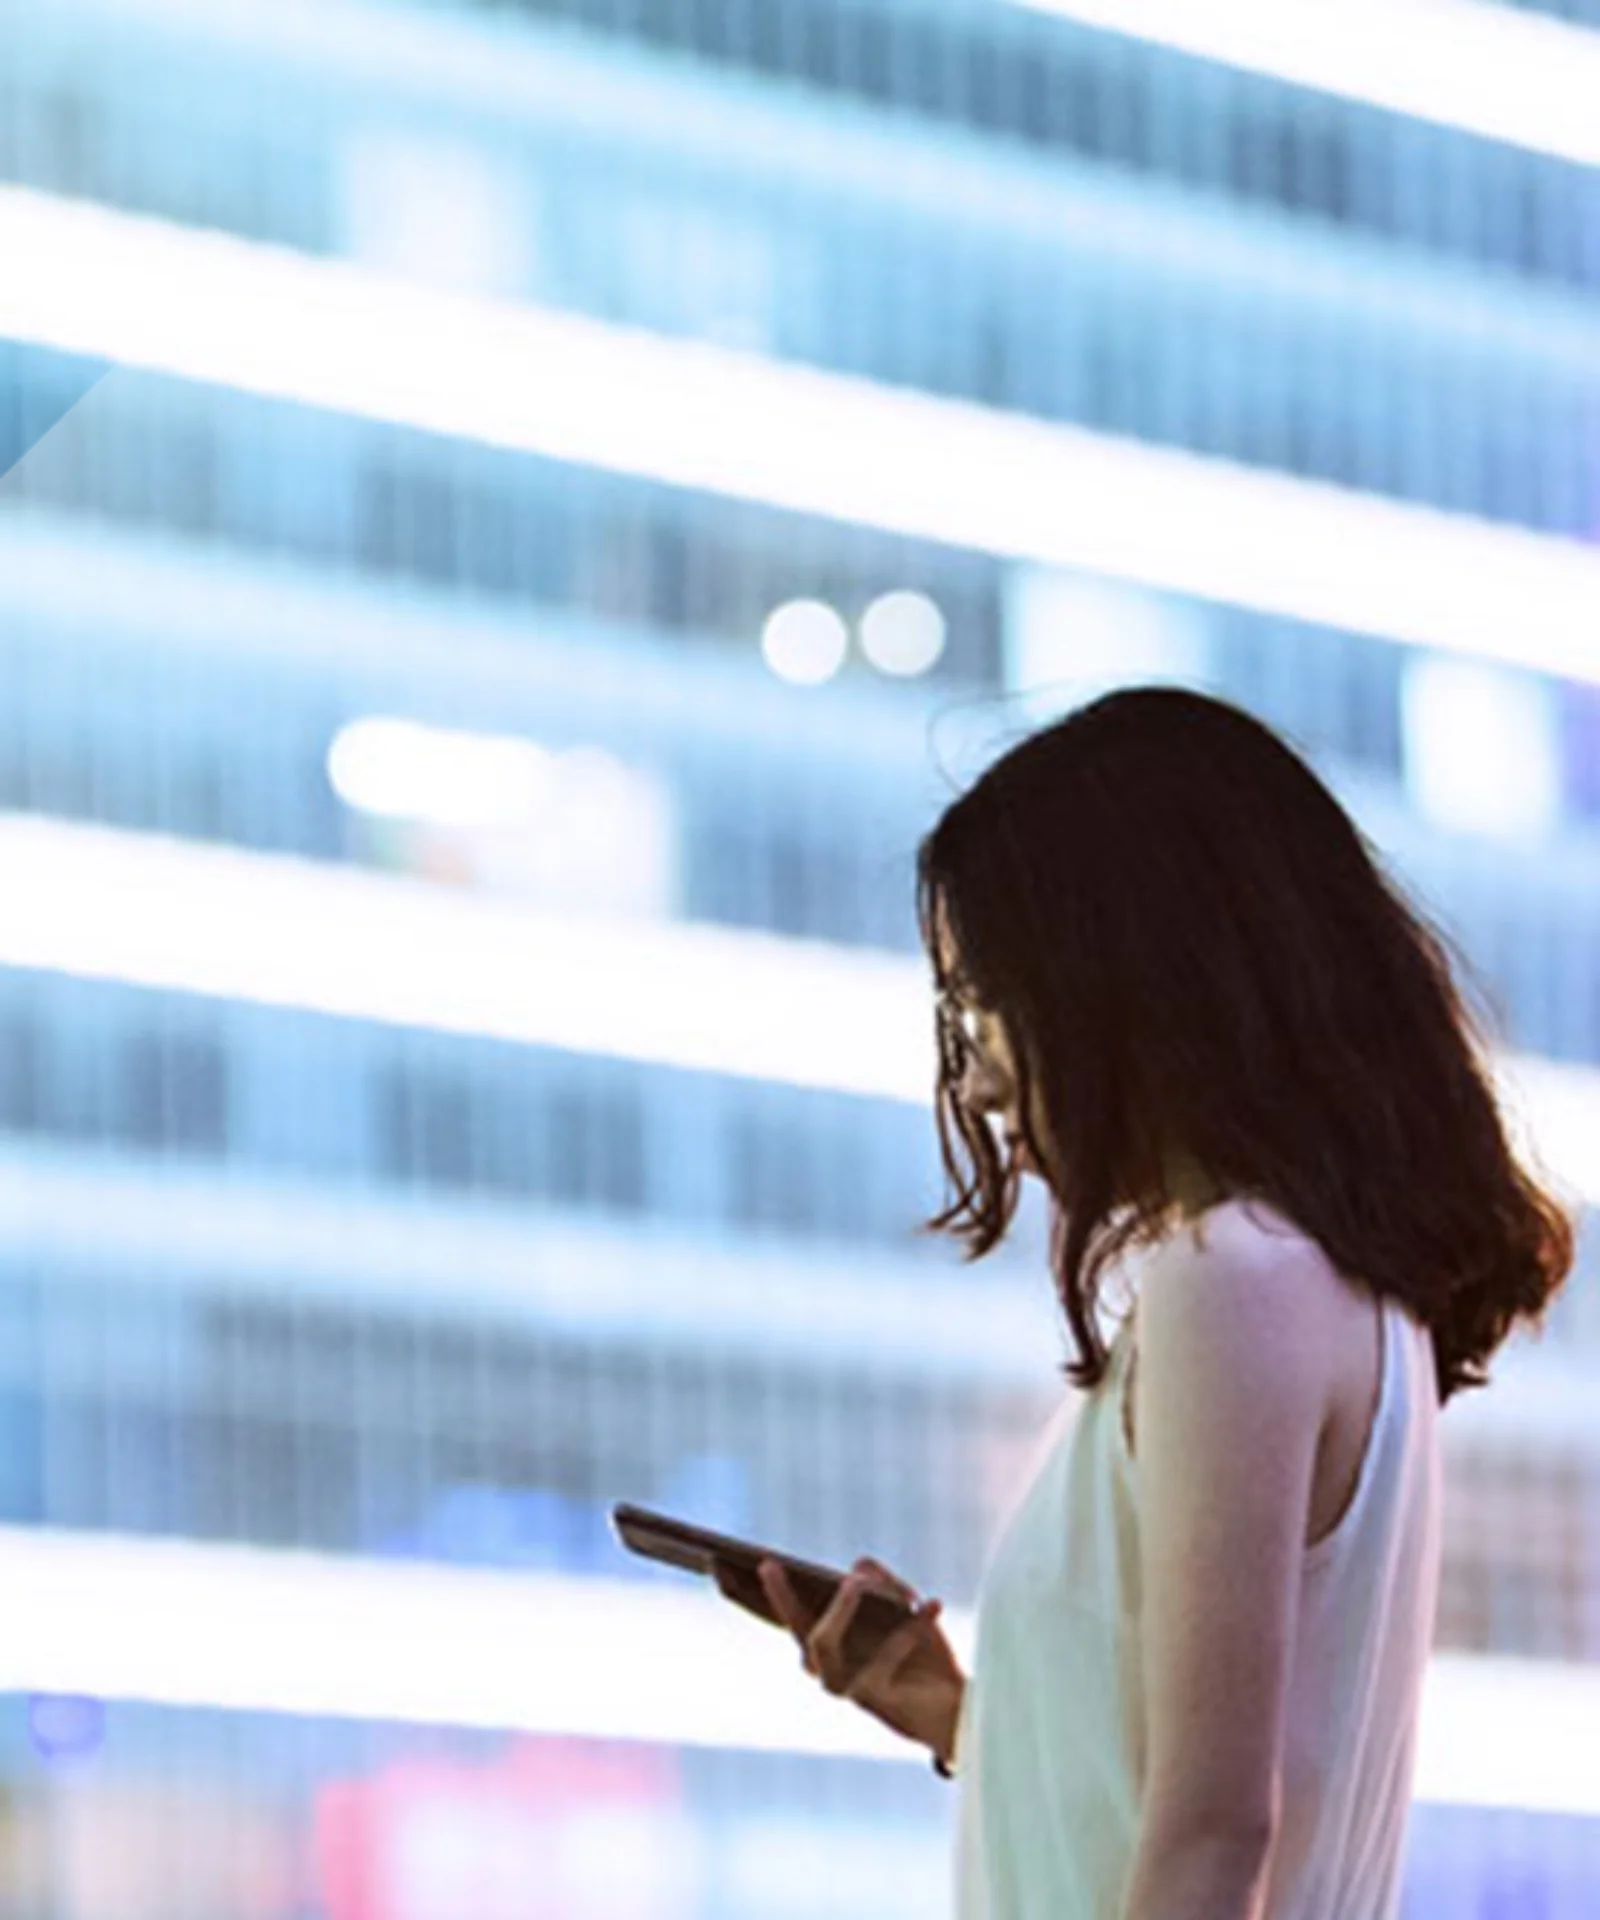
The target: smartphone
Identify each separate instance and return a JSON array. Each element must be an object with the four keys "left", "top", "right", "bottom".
[{"left": 611, "top": 1500, "right": 915, "bottom": 1668}]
